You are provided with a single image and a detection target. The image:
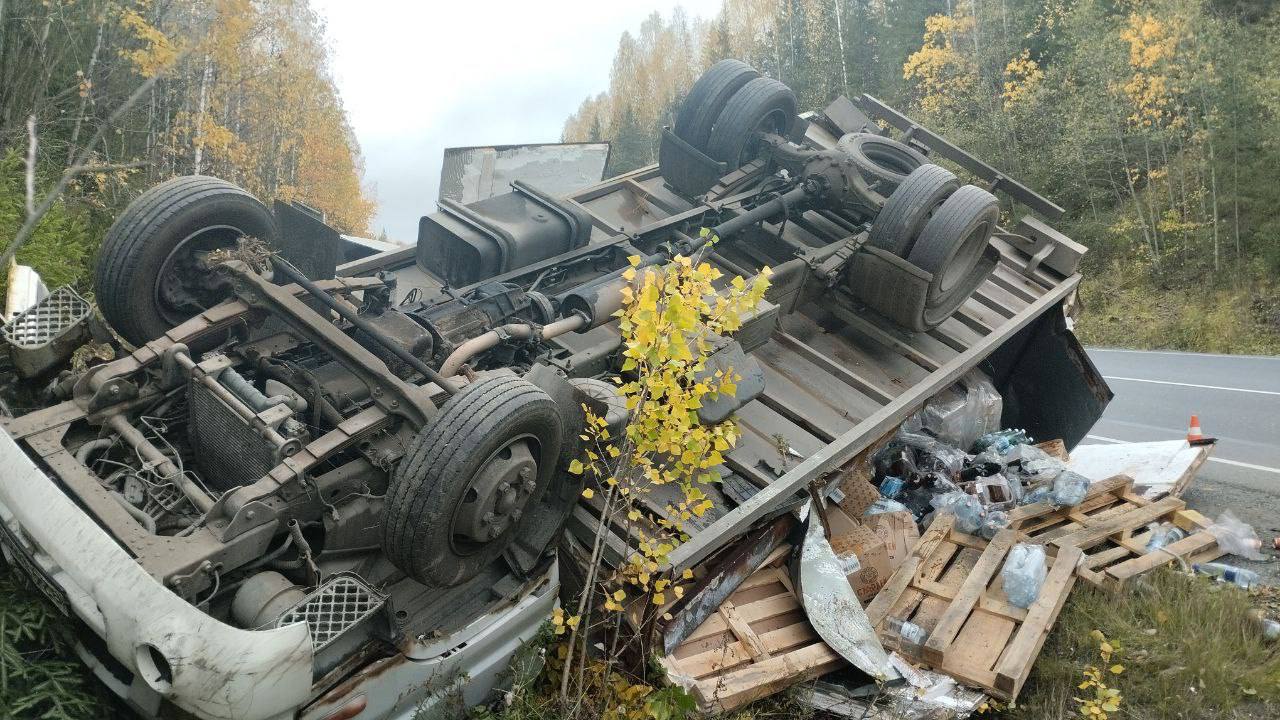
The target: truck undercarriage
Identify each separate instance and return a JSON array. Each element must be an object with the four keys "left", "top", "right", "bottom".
[{"left": 0, "top": 60, "right": 1106, "bottom": 719}]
